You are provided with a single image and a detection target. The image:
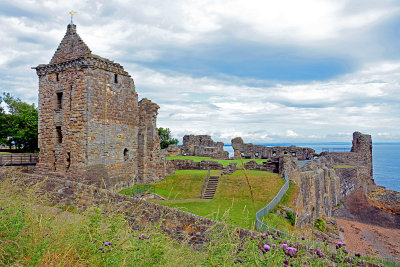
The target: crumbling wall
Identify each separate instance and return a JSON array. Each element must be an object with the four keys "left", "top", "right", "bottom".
[
  {"left": 137, "top": 99, "right": 167, "bottom": 184},
  {"left": 243, "top": 160, "right": 279, "bottom": 173},
  {"left": 169, "top": 159, "right": 224, "bottom": 170},
  {"left": 279, "top": 155, "right": 341, "bottom": 227},
  {"left": 321, "top": 132, "right": 374, "bottom": 186},
  {"left": 164, "top": 144, "right": 181, "bottom": 156},
  {"left": 231, "top": 137, "right": 315, "bottom": 160},
  {"left": 180, "top": 135, "right": 229, "bottom": 159}
]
